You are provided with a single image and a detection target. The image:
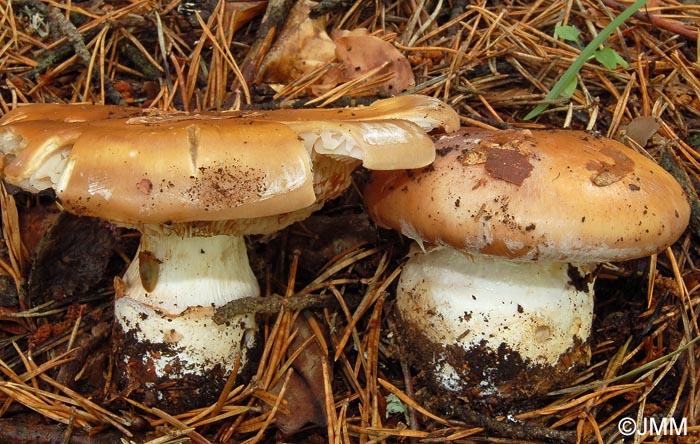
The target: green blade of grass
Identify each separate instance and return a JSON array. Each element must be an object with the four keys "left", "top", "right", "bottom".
[{"left": 524, "top": 0, "right": 648, "bottom": 120}]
